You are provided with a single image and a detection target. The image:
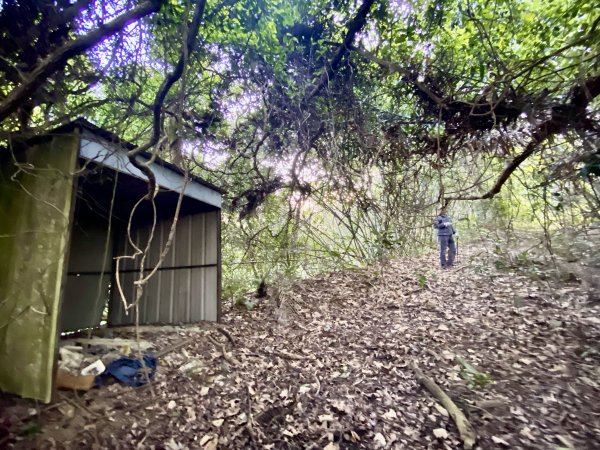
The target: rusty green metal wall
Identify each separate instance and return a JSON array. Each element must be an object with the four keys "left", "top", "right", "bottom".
[{"left": 0, "top": 133, "right": 78, "bottom": 403}]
